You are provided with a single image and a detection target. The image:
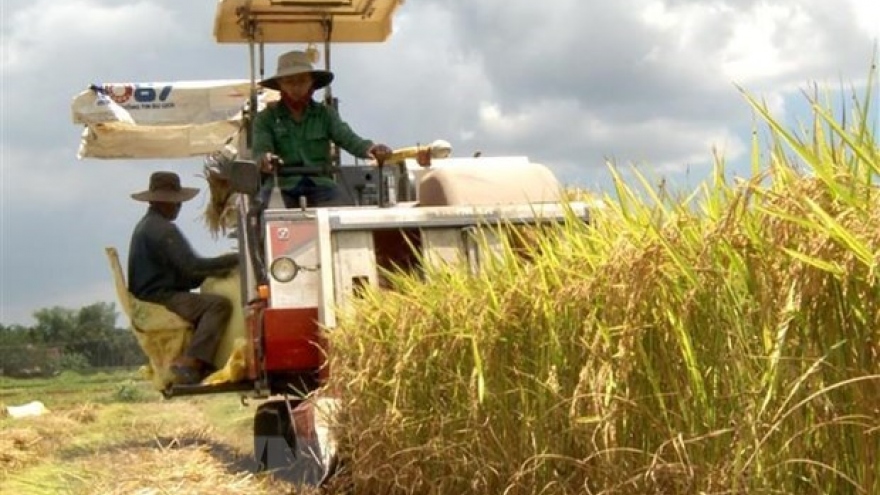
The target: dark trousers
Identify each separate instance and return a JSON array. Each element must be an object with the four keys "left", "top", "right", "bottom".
[
  {"left": 259, "top": 176, "right": 342, "bottom": 208},
  {"left": 162, "top": 292, "right": 232, "bottom": 366}
]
